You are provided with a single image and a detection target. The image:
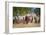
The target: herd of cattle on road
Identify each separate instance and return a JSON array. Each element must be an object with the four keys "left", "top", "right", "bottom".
[{"left": 13, "top": 13, "right": 40, "bottom": 24}]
